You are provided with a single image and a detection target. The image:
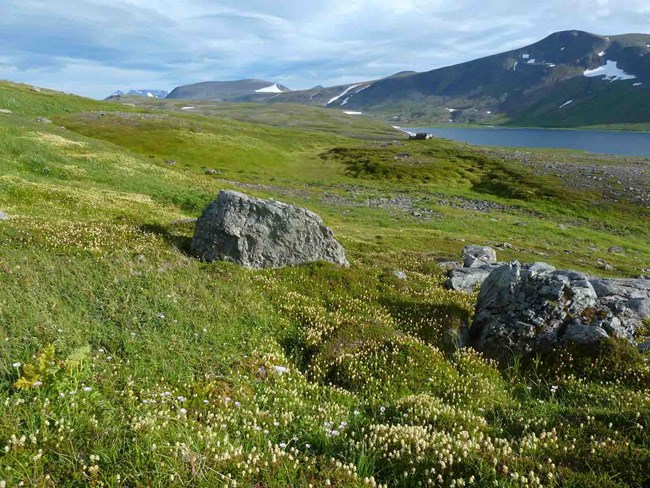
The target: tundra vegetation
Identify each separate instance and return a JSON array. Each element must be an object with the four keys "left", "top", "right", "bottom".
[{"left": 0, "top": 80, "right": 649, "bottom": 487}]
